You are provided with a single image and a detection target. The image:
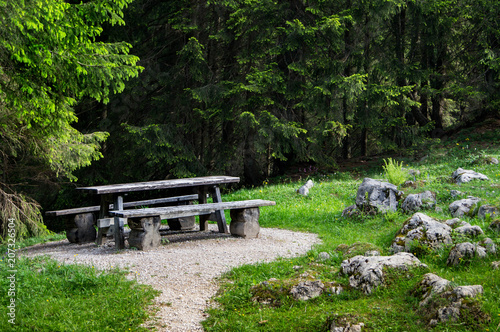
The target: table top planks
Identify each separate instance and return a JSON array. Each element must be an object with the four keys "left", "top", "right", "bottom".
[
  {"left": 77, "top": 176, "right": 240, "bottom": 194},
  {"left": 109, "top": 199, "right": 276, "bottom": 219}
]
